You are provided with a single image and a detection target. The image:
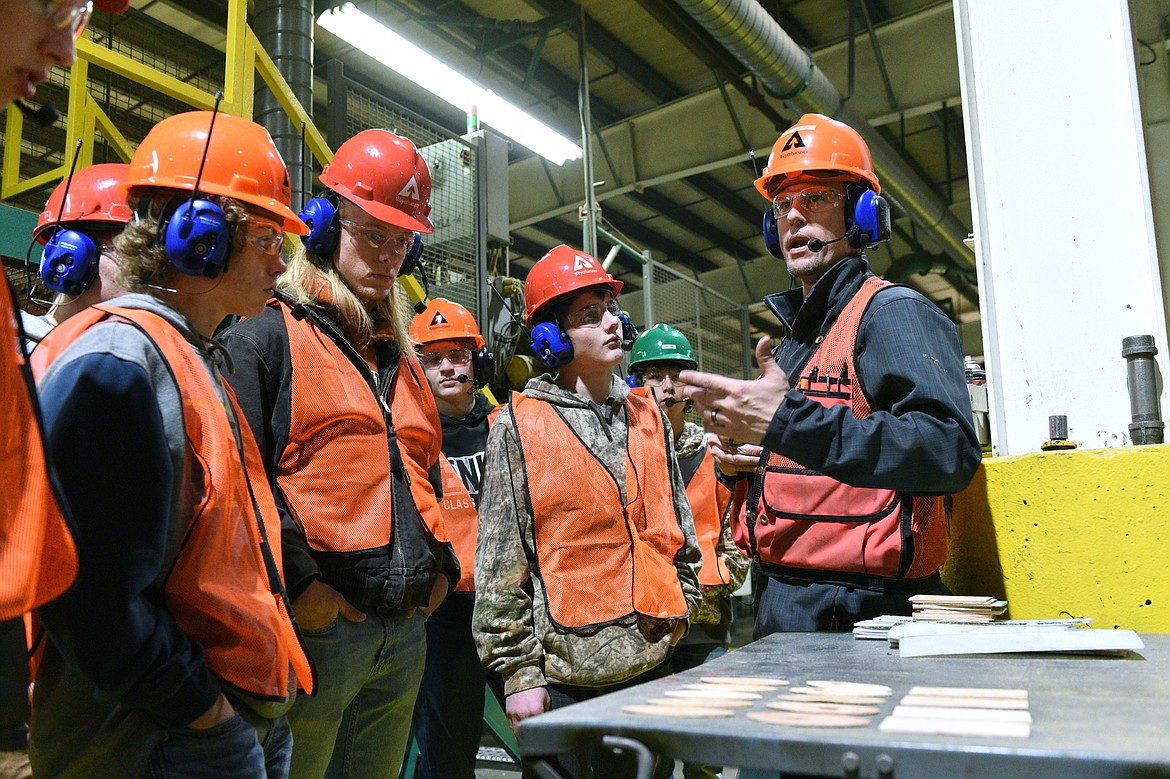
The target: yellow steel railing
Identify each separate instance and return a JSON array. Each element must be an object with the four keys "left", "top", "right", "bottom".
[{"left": 2, "top": 0, "right": 330, "bottom": 200}]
